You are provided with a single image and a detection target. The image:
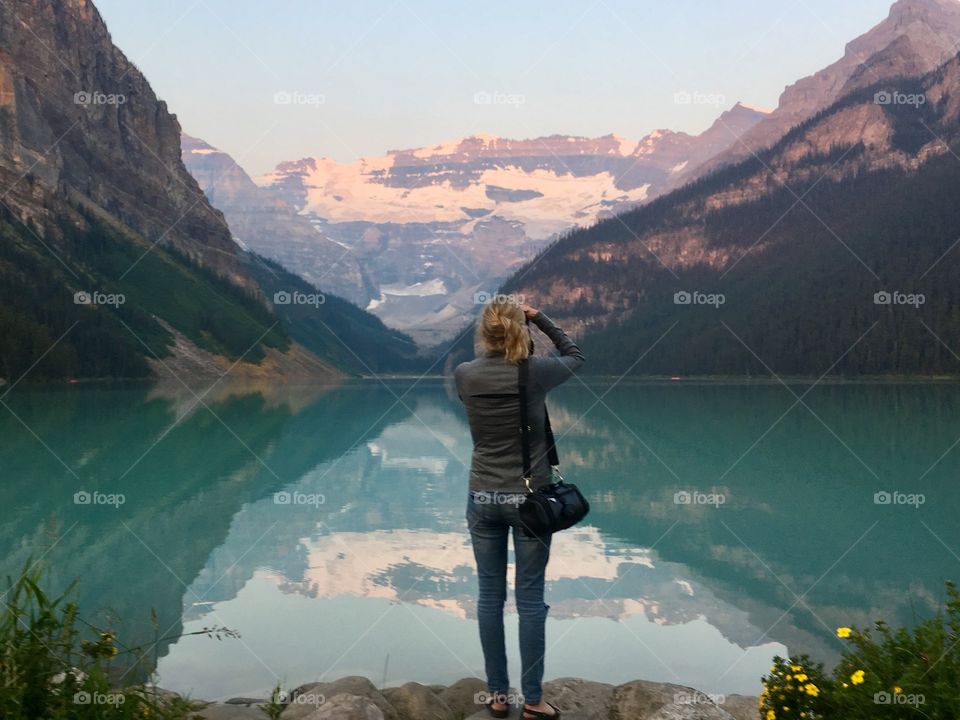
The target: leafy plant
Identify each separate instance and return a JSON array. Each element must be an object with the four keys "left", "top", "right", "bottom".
[
  {"left": 0, "top": 560, "right": 234, "bottom": 719},
  {"left": 761, "top": 581, "right": 960, "bottom": 719}
]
